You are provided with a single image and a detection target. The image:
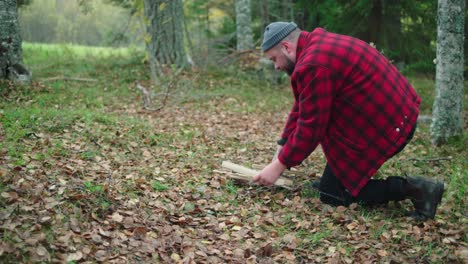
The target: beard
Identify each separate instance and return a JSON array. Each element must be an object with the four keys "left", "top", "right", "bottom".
[{"left": 284, "top": 57, "right": 295, "bottom": 76}]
